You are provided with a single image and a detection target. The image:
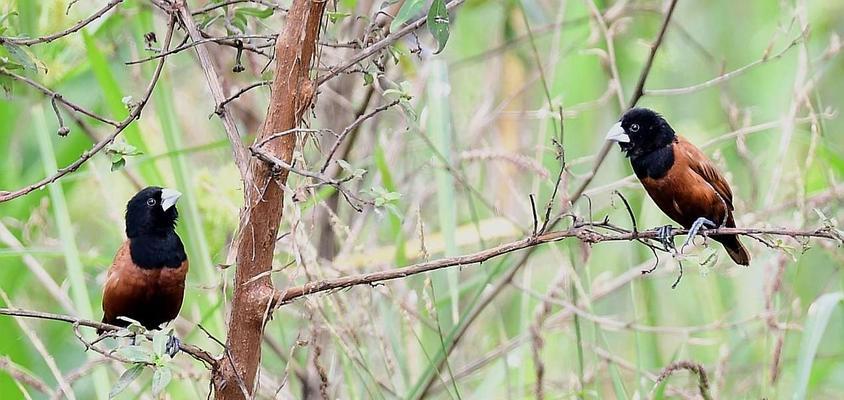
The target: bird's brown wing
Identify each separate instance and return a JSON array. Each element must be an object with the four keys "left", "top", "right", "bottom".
[
  {"left": 101, "top": 240, "right": 188, "bottom": 331},
  {"left": 638, "top": 136, "right": 750, "bottom": 265},
  {"left": 676, "top": 137, "right": 734, "bottom": 211},
  {"left": 639, "top": 136, "right": 732, "bottom": 228}
]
